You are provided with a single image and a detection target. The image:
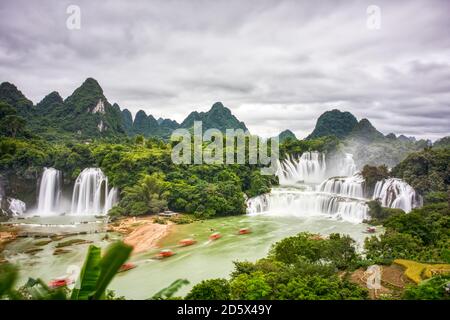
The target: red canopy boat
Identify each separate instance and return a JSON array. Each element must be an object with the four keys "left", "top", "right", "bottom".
[
  {"left": 366, "top": 227, "right": 376, "bottom": 233},
  {"left": 238, "top": 228, "right": 251, "bottom": 235},
  {"left": 156, "top": 249, "right": 175, "bottom": 259},
  {"left": 209, "top": 232, "right": 222, "bottom": 240},
  {"left": 49, "top": 278, "right": 73, "bottom": 289},
  {"left": 179, "top": 238, "right": 197, "bottom": 247},
  {"left": 118, "top": 262, "right": 137, "bottom": 273}
]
